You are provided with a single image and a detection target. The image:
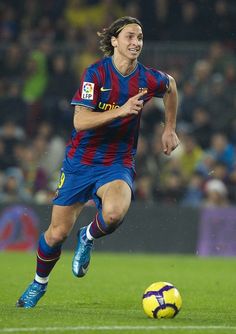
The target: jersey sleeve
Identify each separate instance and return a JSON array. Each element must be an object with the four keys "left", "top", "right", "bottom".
[
  {"left": 71, "top": 66, "right": 100, "bottom": 109},
  {"left": 153, "top": 70, "right": 170, "bottom": 98}
]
